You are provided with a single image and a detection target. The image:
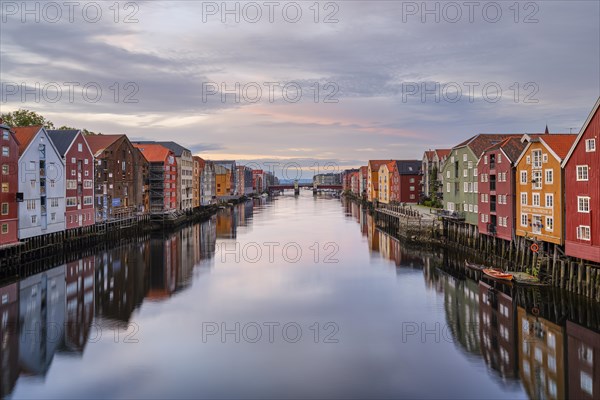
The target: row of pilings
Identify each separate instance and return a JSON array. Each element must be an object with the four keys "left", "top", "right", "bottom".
[
  {"left": 0, "top": 204, "right": 223, "bottom": 276},
  {"left": 355, "top": 194, "right": 600, "bottom": 302}
]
